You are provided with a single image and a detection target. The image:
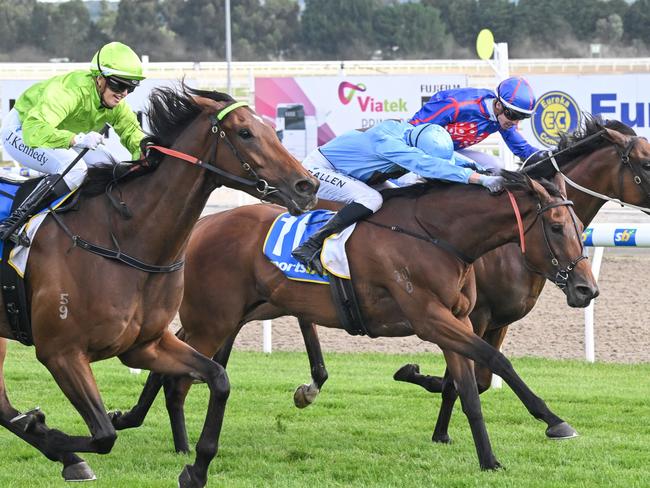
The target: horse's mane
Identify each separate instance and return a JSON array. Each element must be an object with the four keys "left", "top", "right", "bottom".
[
  {"left": 82, "top": 85, "right": 234, "bottom": 196},
  {"left": 381, "top": 170, "right": 562, "bottom": 201},
  {"left": 523, "top": 113, "right": 636, "bottom": 179}
]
